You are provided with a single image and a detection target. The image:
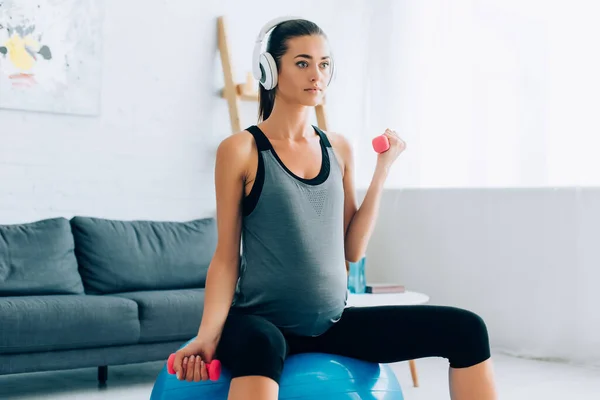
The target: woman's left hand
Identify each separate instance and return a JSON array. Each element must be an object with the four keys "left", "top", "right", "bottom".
[{"left": 376, "top": 128, "right": 406, "bottom": 171}]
